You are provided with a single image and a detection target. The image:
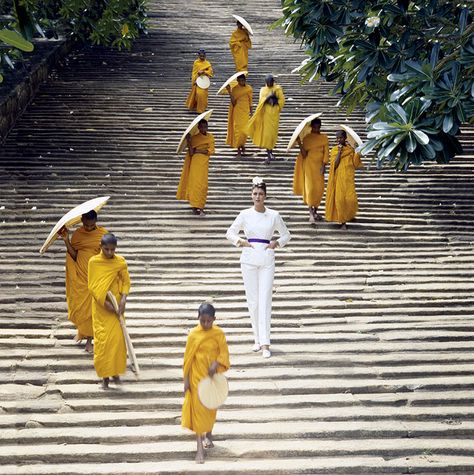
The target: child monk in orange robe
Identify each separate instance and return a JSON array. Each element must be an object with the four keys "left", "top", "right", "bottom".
[
  {"left": 182, "top": 302, "right": 230, "bottom": 464},
  {"left": 88, "top": 233, "right": 130, "bottom": 389}
]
